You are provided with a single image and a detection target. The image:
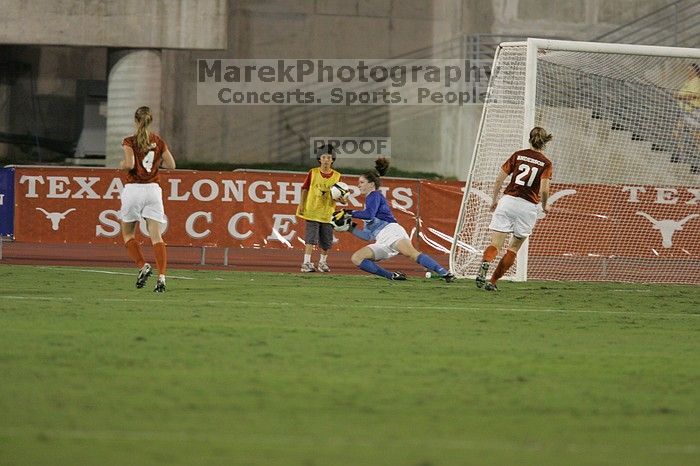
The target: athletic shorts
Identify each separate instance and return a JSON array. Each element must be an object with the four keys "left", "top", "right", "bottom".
[
  {"left": 489, "top": 194, "right": 539, "bottom": 239},
  {"left": 304, "top": 220, "right": 334, "bottom": 250},
  {"left": 119, "top": 183, "right": 167, "bottom": 224},
  {"left": 368, "top": 222, "right": 410, "bottom": 261}
]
